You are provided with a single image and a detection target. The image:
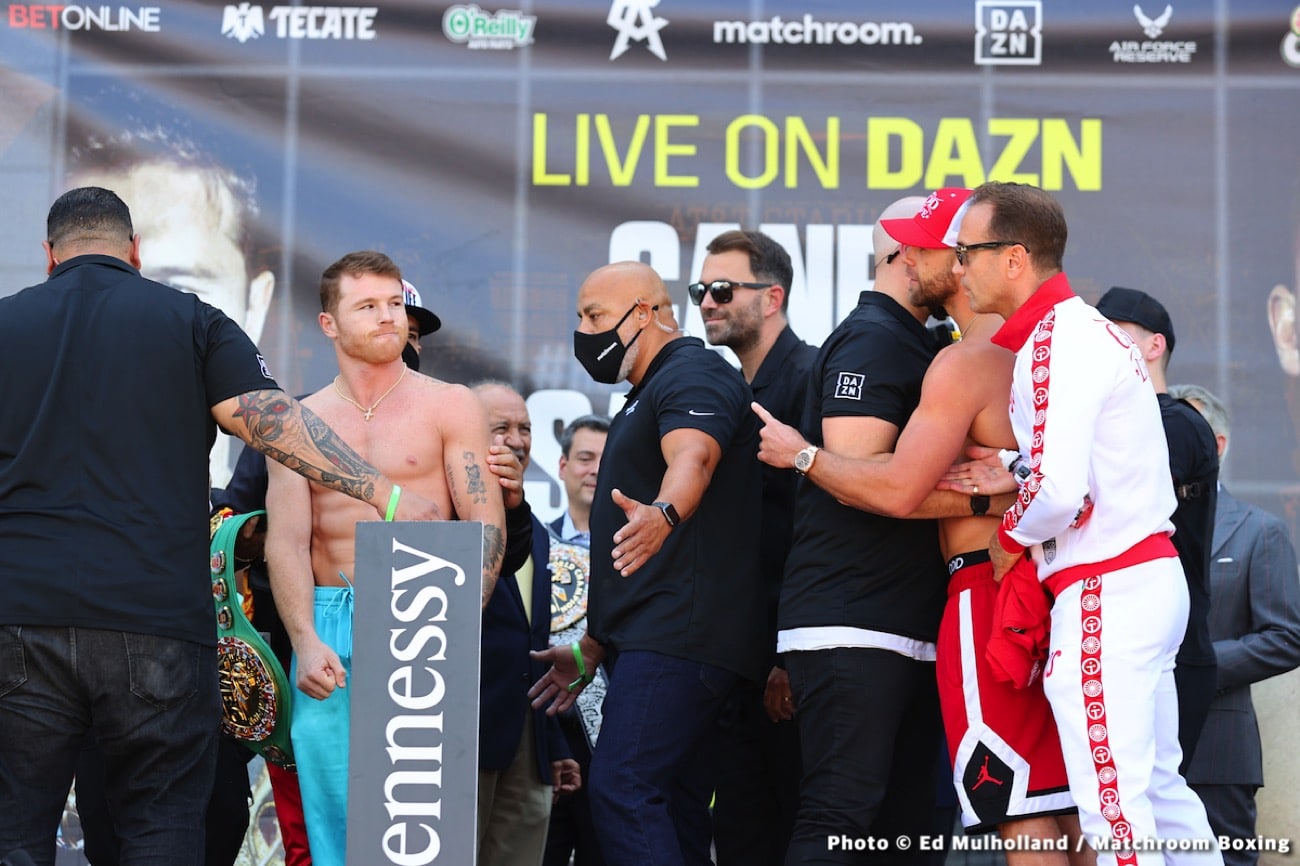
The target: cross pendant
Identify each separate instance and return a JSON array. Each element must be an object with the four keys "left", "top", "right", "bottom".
[{"left": 364, "top": 409, "right": 374, "bottom": 421}]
